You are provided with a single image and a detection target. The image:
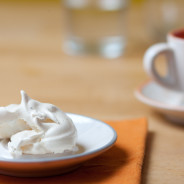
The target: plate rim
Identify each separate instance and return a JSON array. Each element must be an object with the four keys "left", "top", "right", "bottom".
[{"left": 0, "top": 113, "right": 117, "bottom": 163}]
